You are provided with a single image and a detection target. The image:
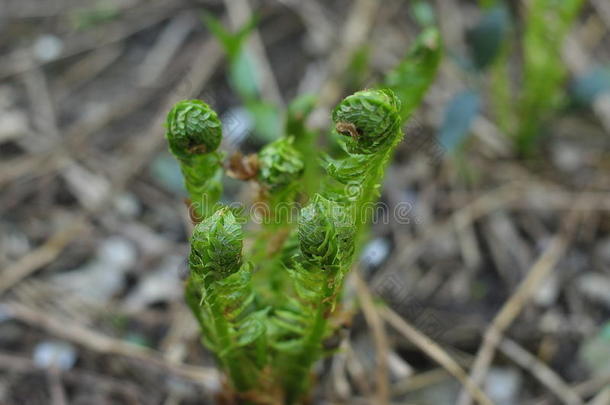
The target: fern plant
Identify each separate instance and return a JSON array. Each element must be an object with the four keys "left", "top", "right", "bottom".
[{"left": 164, "top": 23, "right": 441, "bottom": 404}]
